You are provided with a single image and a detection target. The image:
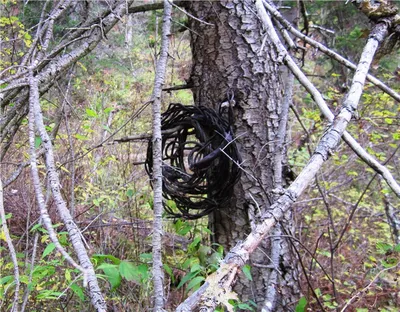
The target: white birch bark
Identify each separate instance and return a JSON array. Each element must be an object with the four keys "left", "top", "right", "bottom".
[
  {"left": 261, "top": 0, "right": 400, "bottom": 199},
  {"left": 0, "top": 178, "right": 20, "bottom": 312},
  {"left": 263, "top": 1, "right": 400, "bottom": 103},
  {"left": 28, "top": 69, "right": 107, "bottom": 312},
  {"left": 151, "top": 1, "right": 172, "bottom": 311}
]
